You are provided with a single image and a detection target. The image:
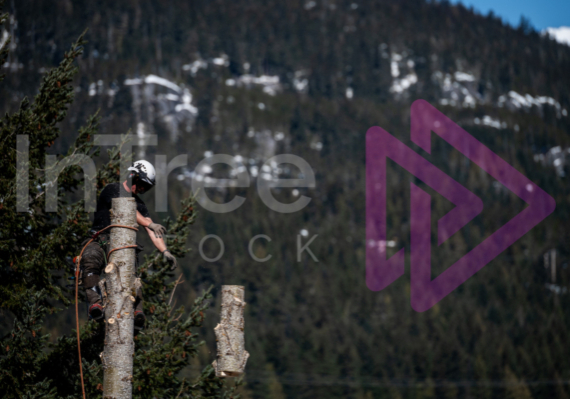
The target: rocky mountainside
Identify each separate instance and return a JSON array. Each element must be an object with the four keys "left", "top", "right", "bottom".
[{"left": 2, "top": 1, "right": 570, "bottom": 398}]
